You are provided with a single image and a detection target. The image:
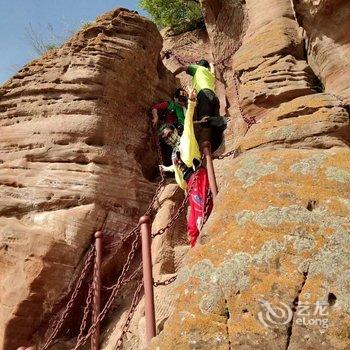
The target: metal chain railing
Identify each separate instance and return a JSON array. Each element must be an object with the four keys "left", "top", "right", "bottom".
[
  {"left": 153, "top": 275, "right": 177, "bottom": 287},
  {"left": 150, "top": 195, "right": 187, "bottom": 239},
  {"left": 232, "top": 73, "right": 257, "bottom": 128},
  {"left": 91, "top": 156, "right": 202, "bottom": 350},
  {"left": 39, "top": 48, "right": 247, "bottom": 349},
  {"left": 213, "top": 148, "right": 241, "bottom": 160},
  {"left": 40, "top": 245, "right": 95, "bottom": 350},
  {"left": 39, "top": 162, "right": 210, "bottom": 350},
  {"left": 65, "top": 121, "right": 166, "bottom": 349},
  {"left": 76, "top": 280, "right": 94, "bottom": 344},
  {"left": 102, "top": 263, "right": 142, "bottom": 291},
  {"left": 202, "top": 189, "right": 213, "bottom": 226},
  {"left": 73, "top": 231, "right": 141, "bottom": 349},
  {"left": 151, "top": 163, "right": 202, "bottom": 239},
  {"left": 101, "top": 166, "right": 203, "bottom": 349},
  {"left": 114, "top": 280, "right": 144, "bottom": 350}
]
